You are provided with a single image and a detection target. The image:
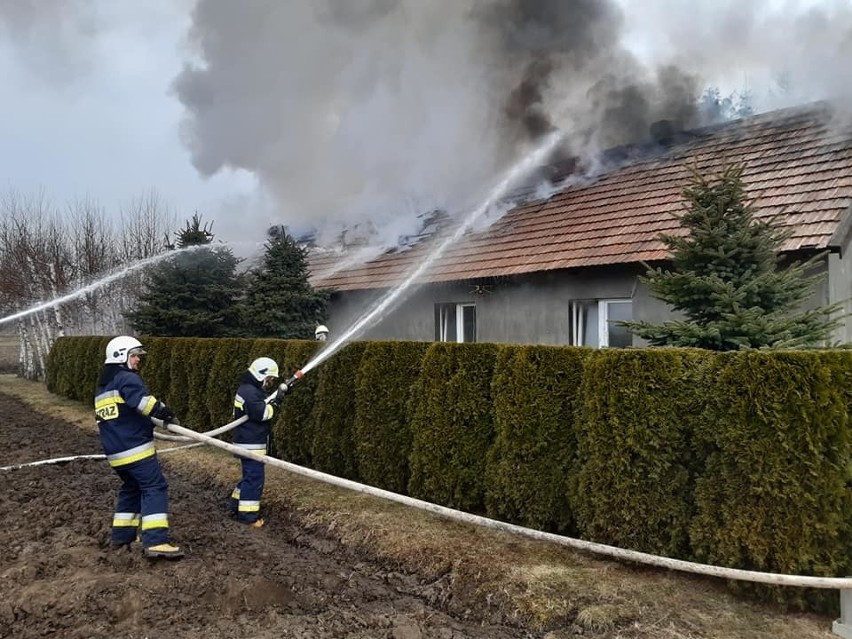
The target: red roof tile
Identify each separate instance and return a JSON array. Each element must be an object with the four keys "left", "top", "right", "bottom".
[{"left": 310, "top": 104, "right": 852, "bottom": 291}]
